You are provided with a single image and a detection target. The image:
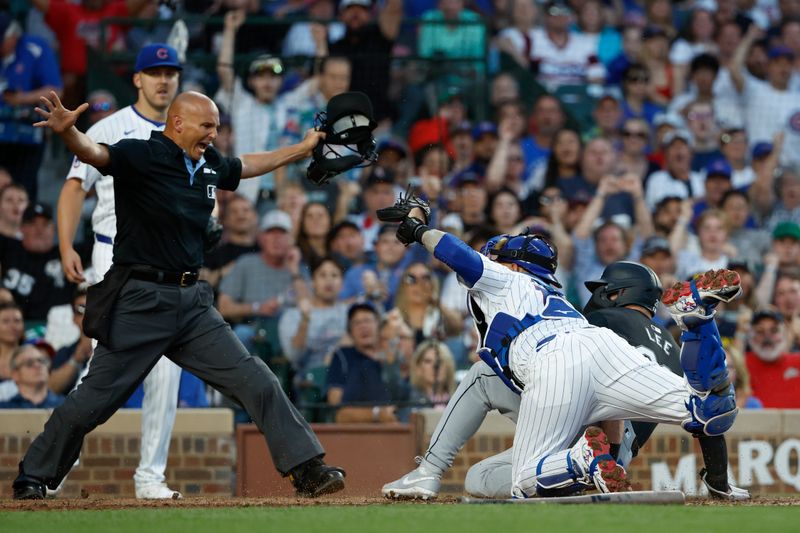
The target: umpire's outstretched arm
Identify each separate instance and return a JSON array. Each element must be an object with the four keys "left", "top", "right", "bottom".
[{"left": 34, "top": 91, "right": 111, "bottom": 168}]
